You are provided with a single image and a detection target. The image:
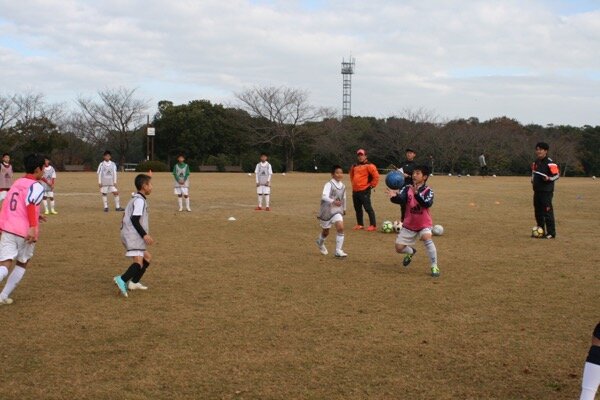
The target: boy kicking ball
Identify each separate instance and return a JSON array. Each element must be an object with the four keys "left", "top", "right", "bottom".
[
  {"left": 386, "top": 165, "right": 440, "bottom": 277},
  {"left": 113, "top": 174, "right": 154, "bottom": 297},
  {"left": 316, "top": 165, "right": 348, "bottom": 258}
]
